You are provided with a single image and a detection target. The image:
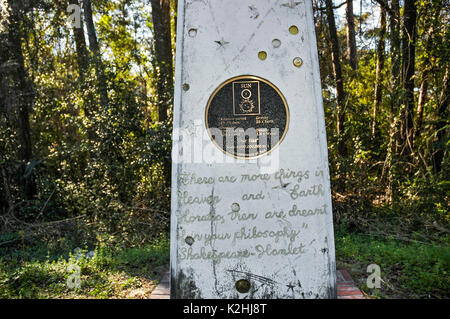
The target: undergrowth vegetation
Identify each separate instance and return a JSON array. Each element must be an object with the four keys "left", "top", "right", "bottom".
[
  {"left": 0, "top": 235, "right": 169, "bottom": 298},
  {"left": 0, "top": 0, "right": 448, "bottom": 299},
  {"left": 335, "top": 228, "right": 449, "bottom": 299}
]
